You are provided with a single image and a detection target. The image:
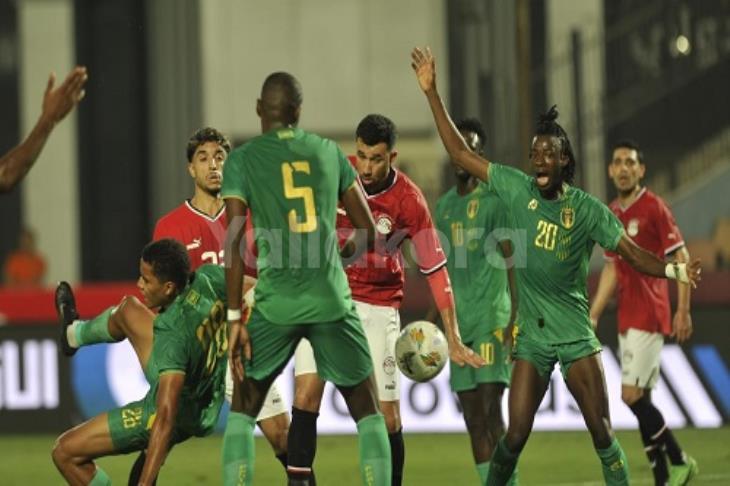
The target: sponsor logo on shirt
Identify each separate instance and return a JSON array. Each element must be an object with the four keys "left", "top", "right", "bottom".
[
  {"left": 528, "top": 199, "right": 538, "bottom": 210},
  {"left": 186, "top": 238, "right": 202, "bottom": 250},
  {"left": 627, "top": 218, "right": 639, "bottom": 237}
]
